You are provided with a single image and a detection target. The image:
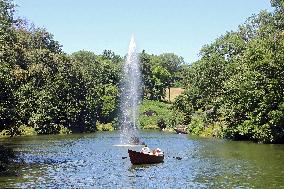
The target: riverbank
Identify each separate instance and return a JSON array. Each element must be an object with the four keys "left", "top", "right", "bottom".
[
  {"left": 1, "top": 97, "right": 283, "bottom": 144},
  {"left": 0, "top": 100, "right": 181, "bottom": 137}
]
